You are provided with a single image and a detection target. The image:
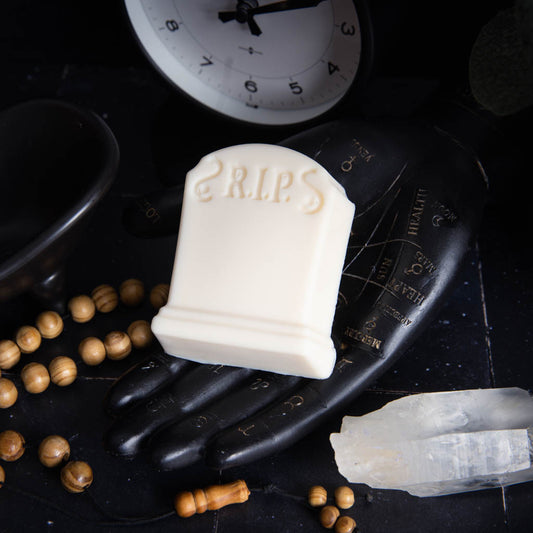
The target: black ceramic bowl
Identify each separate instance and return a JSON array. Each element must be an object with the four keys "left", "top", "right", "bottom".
[{"left": 0, "top": 100, "right": 119, "bottom": 310}]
